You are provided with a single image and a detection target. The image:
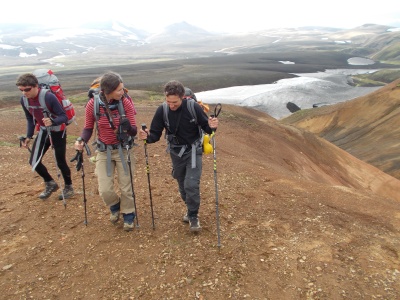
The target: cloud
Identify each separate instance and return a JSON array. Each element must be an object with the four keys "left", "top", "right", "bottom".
[{"left": 2, "top": 0, "right": 400, "bottom": 33}]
